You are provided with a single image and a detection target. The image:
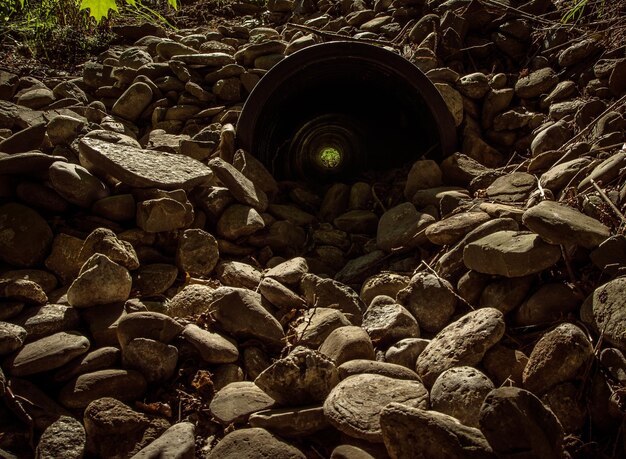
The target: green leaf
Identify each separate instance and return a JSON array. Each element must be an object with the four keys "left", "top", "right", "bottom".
[
  {"left": 79, "top": 0, "right": 118, "bottom": 23},
  {"left": 167, "top": 0, "right": 177, "bottom": 9}
]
